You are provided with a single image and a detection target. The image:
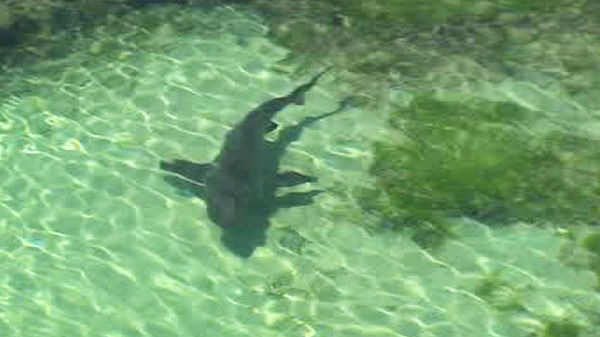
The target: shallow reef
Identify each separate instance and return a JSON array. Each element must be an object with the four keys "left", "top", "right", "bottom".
[
  {"left": 359, "top": 94, "right": 600, "bottom": 240},
  {"left": 253, "top": 0, "right": 600, "bottom": 108}
]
